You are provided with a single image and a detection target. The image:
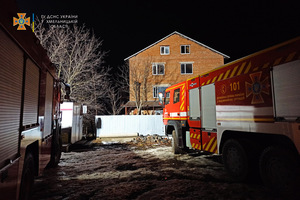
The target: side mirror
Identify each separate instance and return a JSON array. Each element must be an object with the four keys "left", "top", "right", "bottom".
[
  {"left": 158, "top": 92, "right": 164, "bottom": 106},
  {"left": 64, "top": 84, "right": 70, "bottom": 99},
  {"left": 96, "top": 118, "right": 102, "bottom": 129}
]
